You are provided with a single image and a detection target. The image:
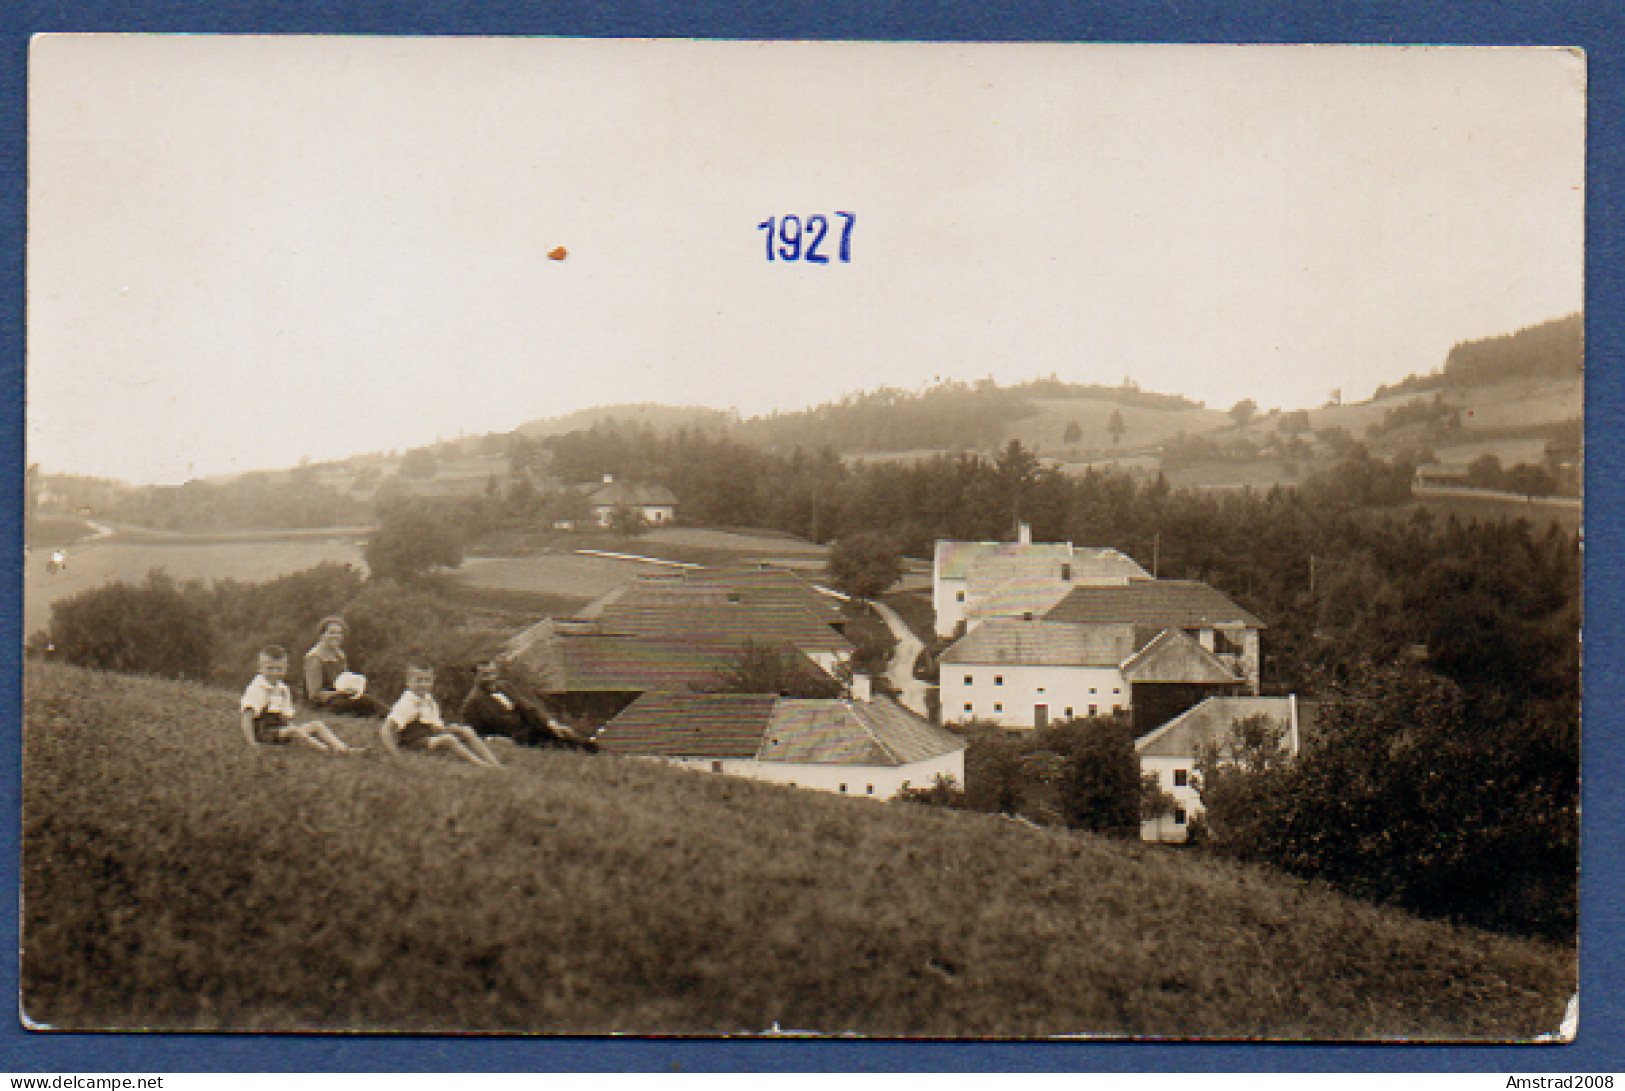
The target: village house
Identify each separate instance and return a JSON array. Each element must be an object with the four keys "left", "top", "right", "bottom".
[
  {"left": 1042, "top": 579, "right": 1264, "bottom": 695},
  {"left": 1135, "top": 695, "right": 1309, "bottom": 843},
  {"left": 938, "top": 618, "right": 1245, "bottom": 730},
  {"left": 595, "top": 677, "right": 966, "bottom": 800},
  {"left": 932, "top": 523, "right": 1151, "bottom": 639},
  {"left": 586, "top": 473, "right": 678, "bottom": 526}
]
